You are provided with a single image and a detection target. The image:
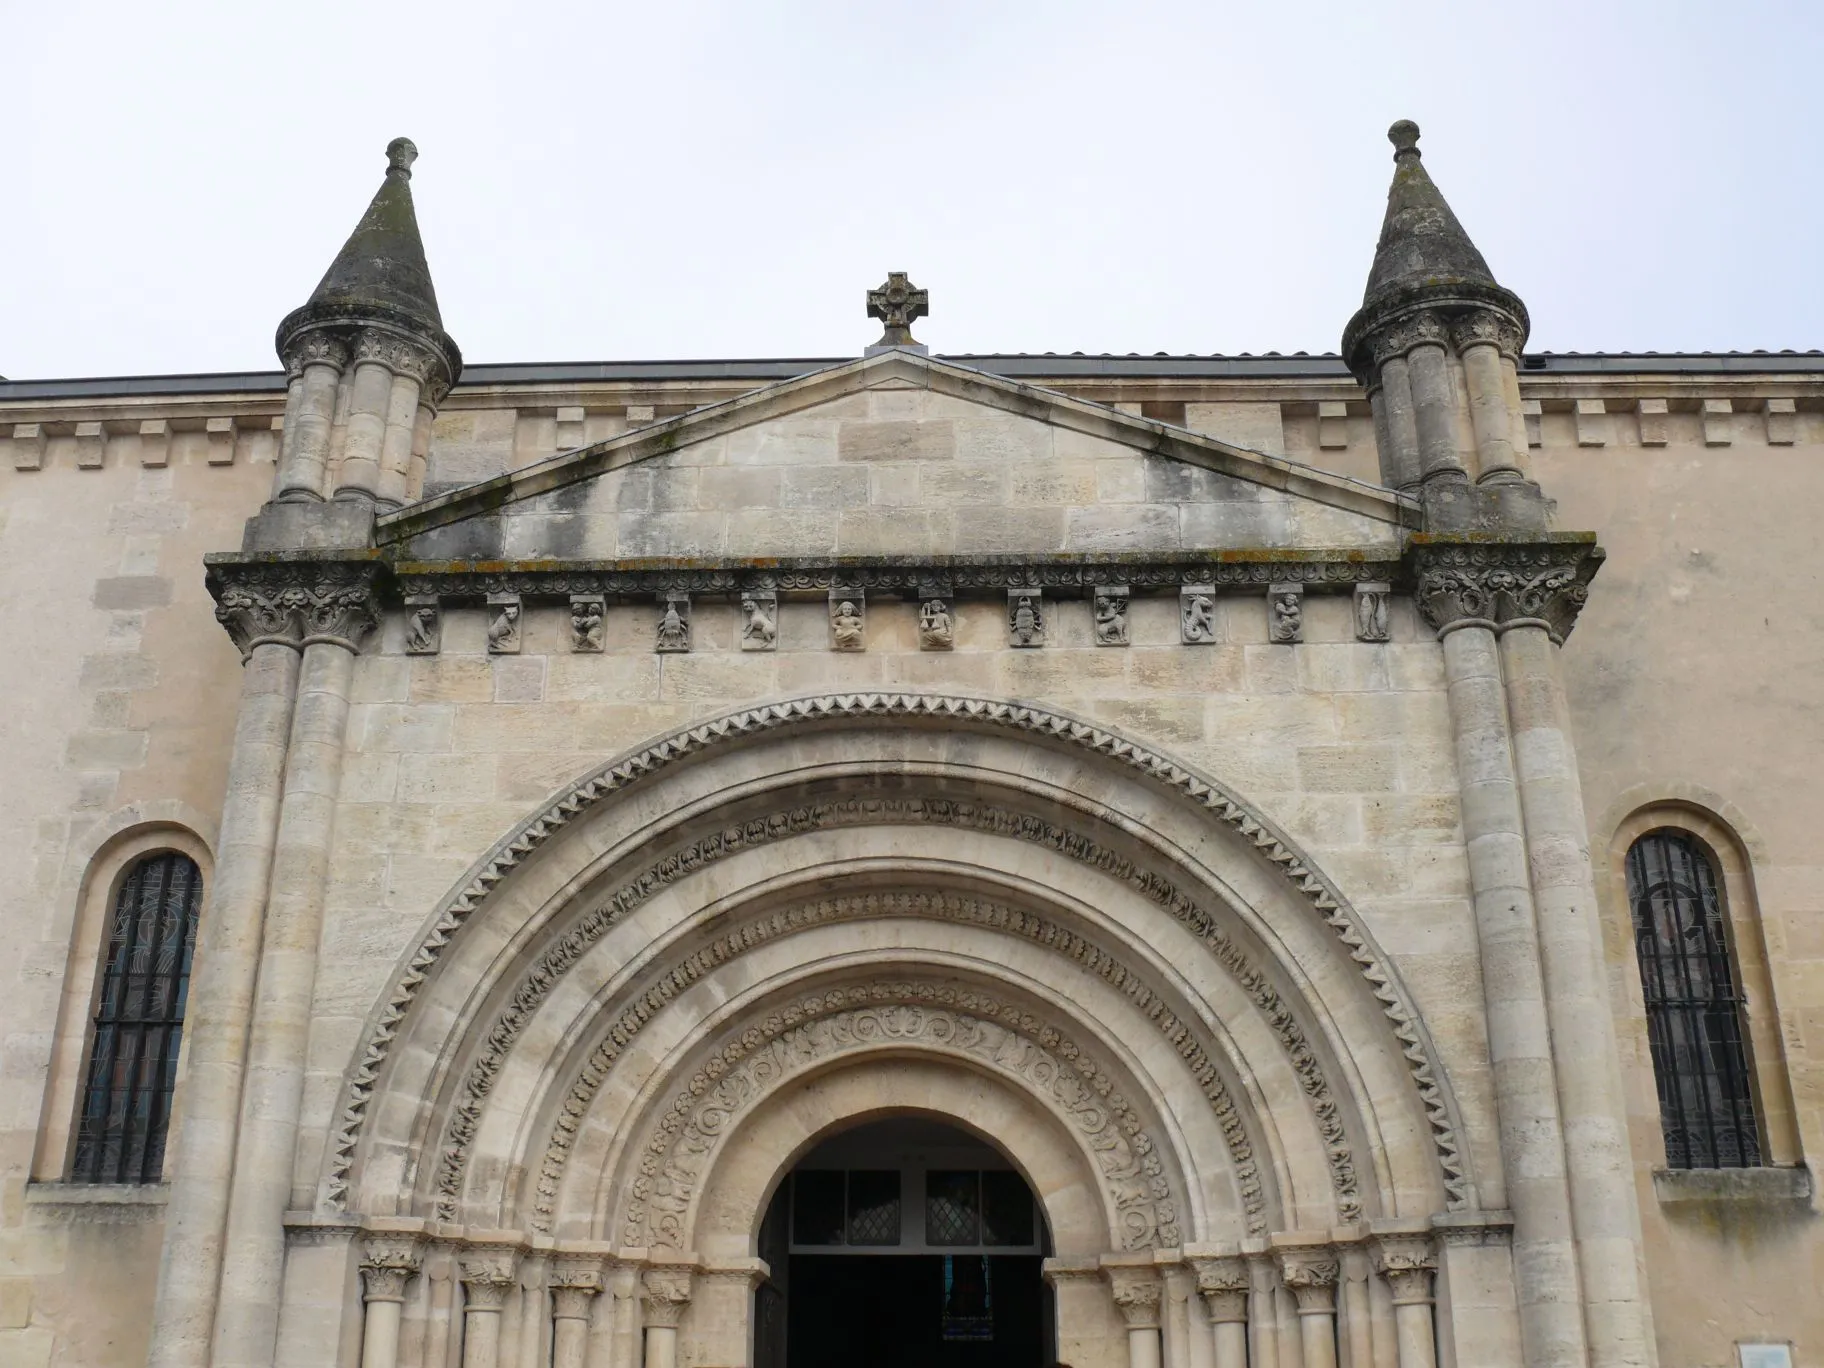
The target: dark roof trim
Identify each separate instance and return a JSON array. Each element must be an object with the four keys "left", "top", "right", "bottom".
[{"left": 3, "top": 351, "right": 1821, "bottom": 401}]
